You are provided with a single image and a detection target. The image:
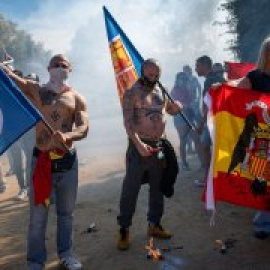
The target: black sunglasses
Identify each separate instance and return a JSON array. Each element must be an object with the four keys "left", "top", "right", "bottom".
[{"left": 52, "top": 63, "right": 69, "bottom": 69}]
